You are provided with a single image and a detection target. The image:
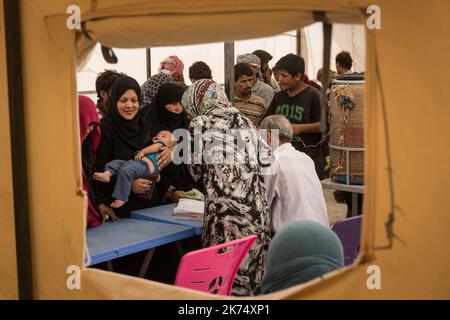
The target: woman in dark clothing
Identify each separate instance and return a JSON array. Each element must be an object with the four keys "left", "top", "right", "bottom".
[
  {"left": 94, "top": 76, "right": 170, "bottom": 220},
  {"left": 79, "top": 95, "right": 102, "bottom": 227},
  {"left": 142, "top": 83, "right": 195, "bottom": 203}
]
